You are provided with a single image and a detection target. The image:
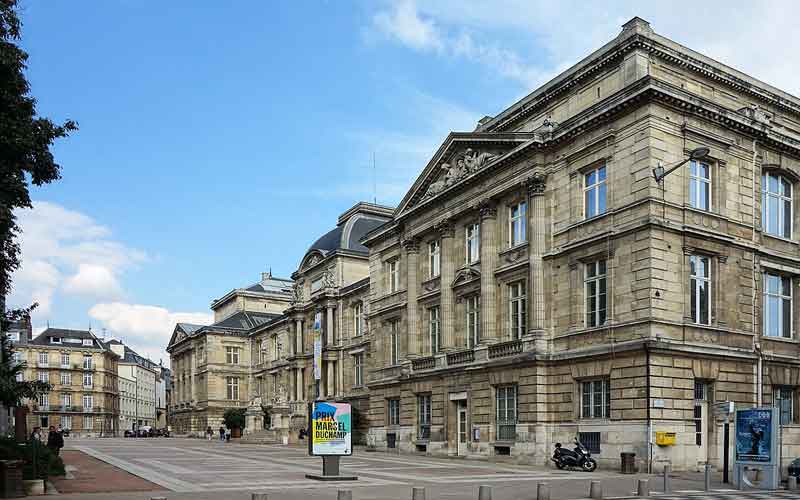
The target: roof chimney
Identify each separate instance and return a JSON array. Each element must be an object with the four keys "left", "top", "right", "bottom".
[
  {"left": 620, "top": 17, "right": 653, "bottom": 36},
  {"left": 261, "top": 271, "right": 272, "bottom": 283}
]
